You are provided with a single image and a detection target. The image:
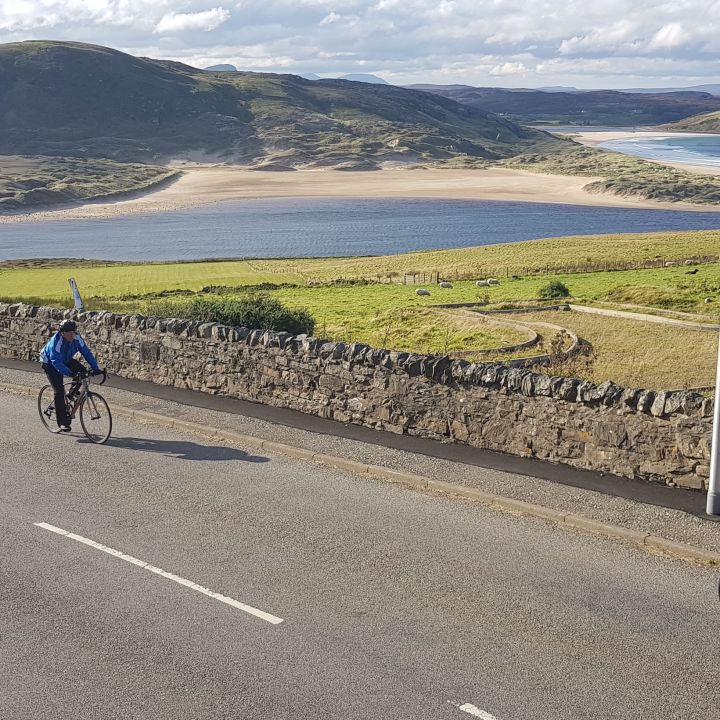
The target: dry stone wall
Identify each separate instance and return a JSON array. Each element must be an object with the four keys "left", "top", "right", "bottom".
[{"left": 0, "top": 302, "right": 714, "bottom": 490}]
